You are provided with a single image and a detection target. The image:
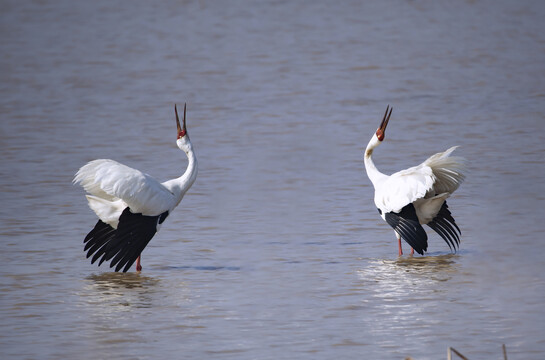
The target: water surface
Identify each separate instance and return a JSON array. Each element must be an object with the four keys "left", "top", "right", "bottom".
[{"left": 1, "top": 1, "right": 545, "bottom": 359}]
